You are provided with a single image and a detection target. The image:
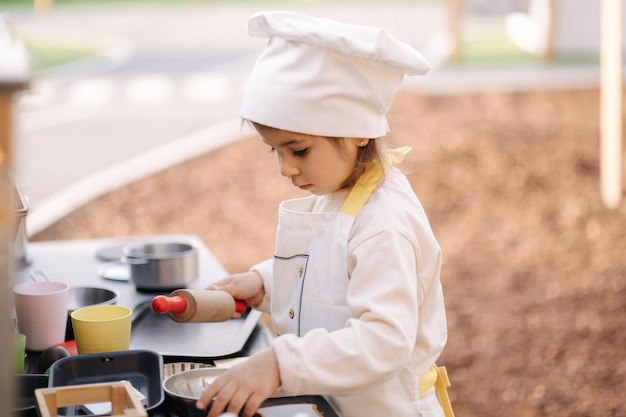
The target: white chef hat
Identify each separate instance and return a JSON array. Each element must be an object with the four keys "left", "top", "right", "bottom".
[{"left": 239, "top": 11, "right": 430, "bottom": 138}]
